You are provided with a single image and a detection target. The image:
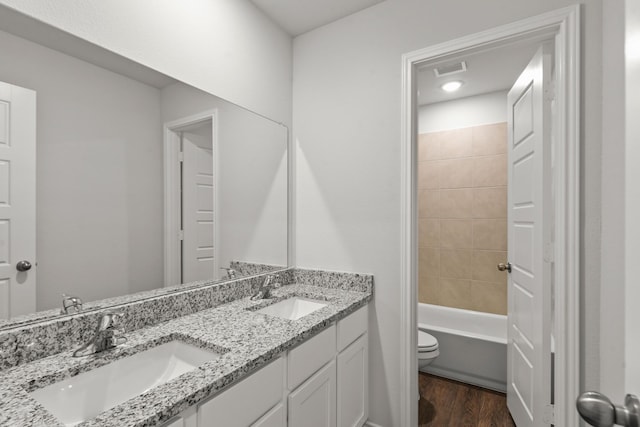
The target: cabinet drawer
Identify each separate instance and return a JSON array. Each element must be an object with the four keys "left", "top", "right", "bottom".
[
  {"left": 251, "top": 403, "right": 286, "bottom": 427},
  {"left": 288, "top": 325, "right": 336, "bottom": 390},
  {"left": 337, "top": 306, "right": 367, "bottom": 352},
  {"left": 198, "top": 356, "right": 284, "bottom": 427}
]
